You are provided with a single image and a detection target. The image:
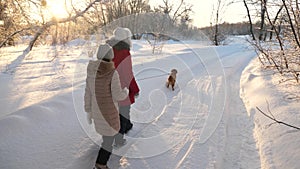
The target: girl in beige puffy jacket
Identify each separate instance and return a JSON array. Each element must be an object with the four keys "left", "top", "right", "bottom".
[{"left": 84, "top": 44, "right": 128, "bottom": 169}]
